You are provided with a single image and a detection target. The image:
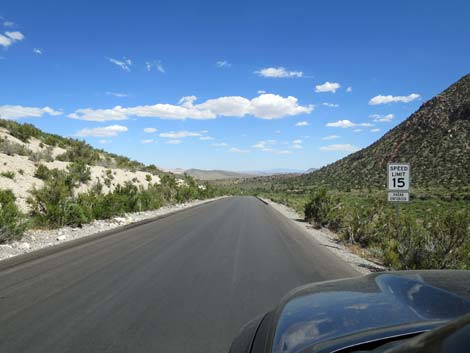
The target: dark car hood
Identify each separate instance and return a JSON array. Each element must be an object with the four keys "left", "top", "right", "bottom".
[{"left": 270, "top": 271, "right": 470, "bottom": 353}]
